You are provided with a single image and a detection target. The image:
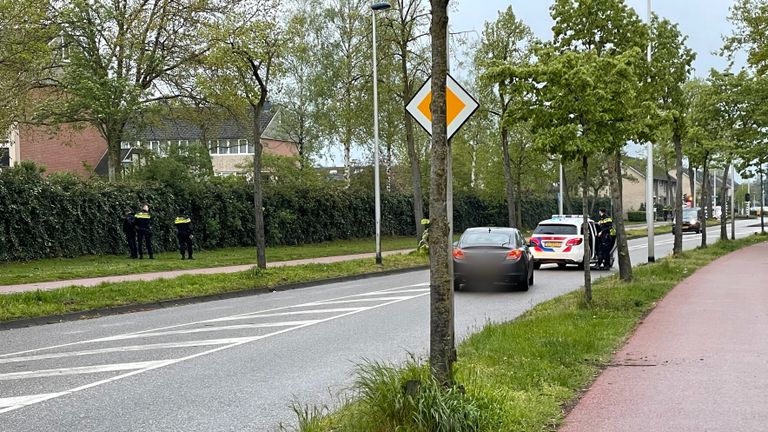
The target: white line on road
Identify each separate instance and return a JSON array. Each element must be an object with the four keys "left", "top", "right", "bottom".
[
  {"left": 0, "top": 337, "right": 261, "bottom": 364},
  {"left": 95, "top": 320, "right": 321, "bottom": 342},
  {"left": 0, "top": 283, "right": 429, "bottom": 359},
  {"left": 0, "top": 360, "right": 172, "bottom": 381},
  {"left": 204, "top": 308, "right": 367, "bottom": 323},
  {"left": 300, "top": 296, "right": 413, "bottom": 306},
  {"left": 0, "top": 393, "right": 66, "bottom": 409},
  {"left": 0, "top": 293, "right": 429, "bottom": 414}
]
